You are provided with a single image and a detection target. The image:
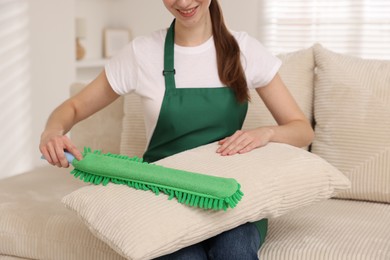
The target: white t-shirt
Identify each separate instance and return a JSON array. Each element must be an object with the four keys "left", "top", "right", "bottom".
[{"left": 105, "top": 29, "right": 282, "bottom": 144}]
